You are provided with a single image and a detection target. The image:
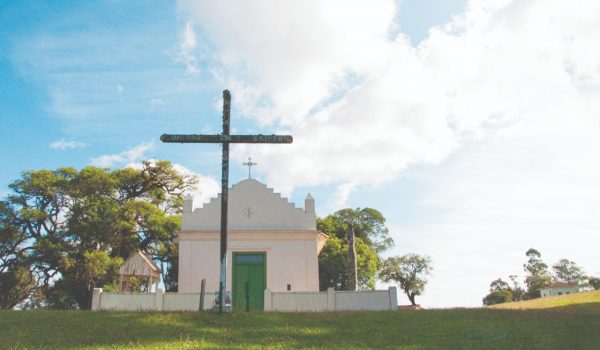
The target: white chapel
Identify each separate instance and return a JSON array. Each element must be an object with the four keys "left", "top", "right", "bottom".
[{"left": 176, "top": 178, "right": 328, "bottom": 308}]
